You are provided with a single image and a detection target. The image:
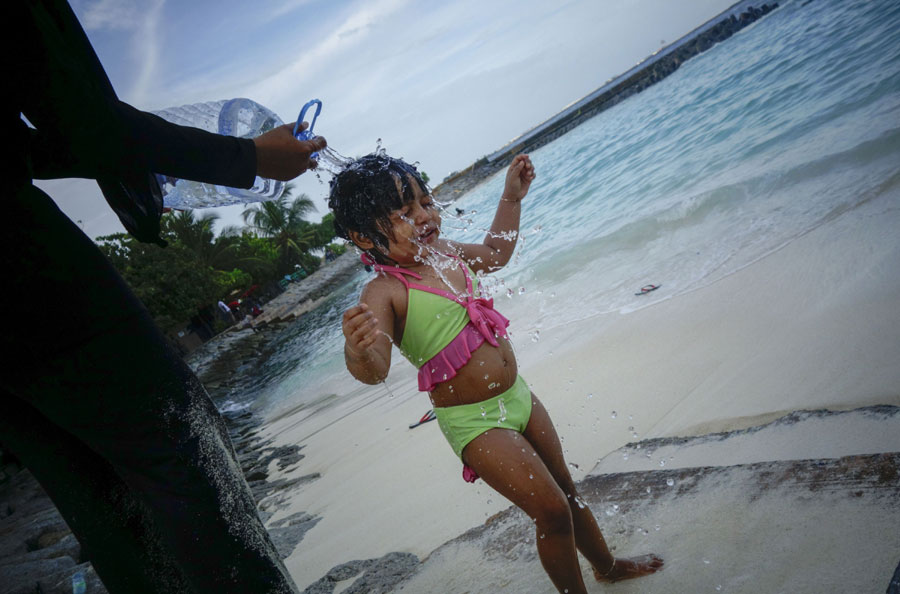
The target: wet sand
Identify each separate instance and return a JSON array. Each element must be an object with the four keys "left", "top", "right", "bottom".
[{"left": 259, "top": 185, "right": 900, "bottom": 592}]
